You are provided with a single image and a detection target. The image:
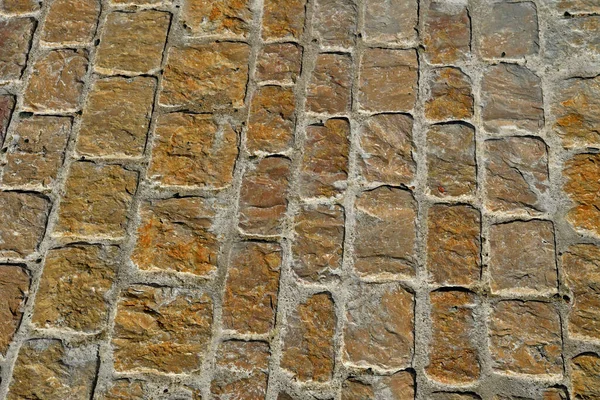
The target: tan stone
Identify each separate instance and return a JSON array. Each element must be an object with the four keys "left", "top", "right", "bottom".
[
  {"left": 160, "top": 43, "right": 250, "bottom": 109},
  {"left": 216, "top": 340, "right": 270, "bottom": 372},
  {"left": 55, "top": 162, "right": 138, "bottom": 238},
  {"left": 3, "top": 116, "right": 71, "bottom": 187},
  {"left": 281, "top": 293, "right": 336, "bottom": 382},
  {"left": 571, "top": 353, "right": 600, "bottom": 399},
  {"left": 262, "top": 0, "right": 306, "bottom": 40},
  {"left": 247, "top": 86, "right": 295, "bottom": 154},
  {"left": 425, "top": 68, "right": 473, "bottom": 121},
  {"left": 41, "top": 0, "right": 100, "bottom": 44},
  {"left": 543, "top": 388, "right": 568, "bottom": 400},
  {"left": 358, "top": 48, "right": 418, "bottom": 112},
  {"left": 354, "top": 186, "right": 416, "bottom": 279},
  {"left": 299, "top": 118, "right": 349, "bottom": 197},
  {"left": 256, "top": 43, "right": 302, "bottom": 84},
  {"left": 148, "top": 113, "right": 238, "bottom": 188},
  {"left": 0, "top": 95, "right": 15, "bottom": 145},
  {"left": 344, "top": 283, "right": 413, "bottom": 369},
  {"left": 102, "top": 380, "right": 202, "bottom": 400},
  {"left": 432, "top": 394, "right": 481, "bottom": 400},
  {"left": 2, "top": 0, "right": 40, "bottom": 13},
  {"left": 313, "top": 0, "right": 357, "bottom": 48},
  {"left": 489, "top": 300, "right": 562, "bottom": 376},
  {"left": 112, "top": 285, "right": 213, "bottom": 374},
  {"left": 563, "top": 153, "right": 600, "bottom": 237},
  {"left": 239, "top": 157, "right": 291, "bottom": 235},
  {"left": 77, "top": 77, "right": 156, "bottom": 157},
  {"left": 307, "top": 53, "right": 352, "bottom": 114},
  {"left": 132, "top": 197, "right": 218, "bottom": 276},
  {"left": 341, "top": 372, "right": 415, "bottom": 400},
  {"left": 181, "top": 0, "right": 252, "bottom": 37},
  {"left": 358, "top": 113, "right": 415, "bottom": 186},
  {"left": 363, "top": 0, "right": 417, "bottom": 44},
  {"left": 424, "top": 1, "right": 471, "bottom": 64},
  {"left": 0, "top": 265, "right": 29, "bottom": 354},
  {"left": 427, "top": 205, "right": 481, "bottom": 286},
  {"left": 0, "top": 18, "right": 35, "bottom": 80},
  {"left": 552, "top": 0, "right": 600, "bottom": 12},
  {"left": 223, "top": 242, "right": 281, "bottom": 334},
  {"left": 103, "top": 380, "right": 145, "bottom": 400},
  {"left": 7, "top": 340, "right": 97, "bottom": 399},
  {"left": 110, "top": 0, "right": 167, "bottom": 4},
  {"left": 292, "top": 204, "right": 344, "bottom": 282},
  {"left": 0, "top": 192, "right": 50, "bottom": 258}
]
